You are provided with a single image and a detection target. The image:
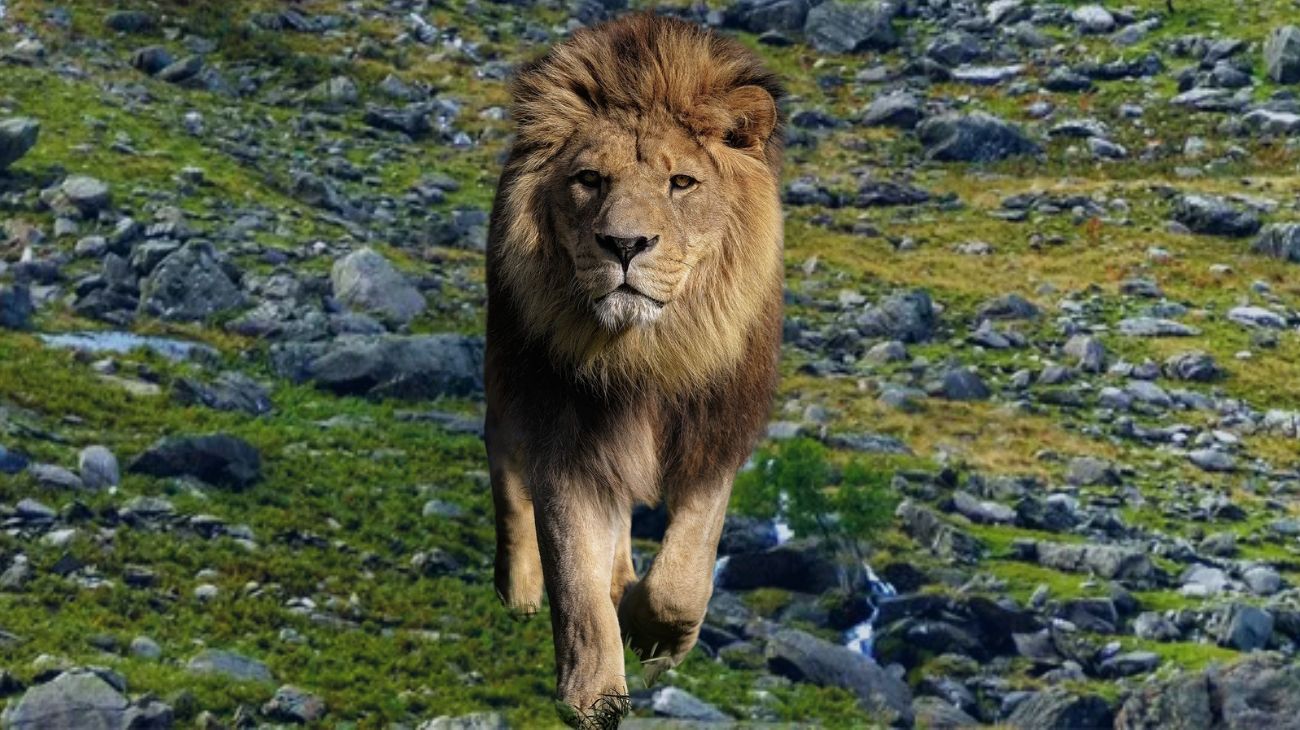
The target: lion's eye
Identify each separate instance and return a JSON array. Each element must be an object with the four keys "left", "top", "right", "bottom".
[
  {"left": 670, "top": 174, "right": 697, "bottom": 191},
  {"left": 574, "top": 170, "right": 602, "bottom": 188}
]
